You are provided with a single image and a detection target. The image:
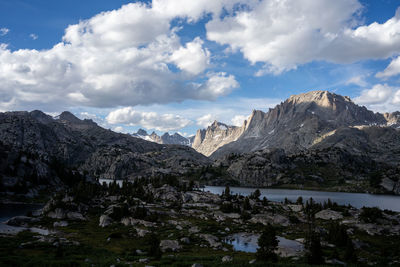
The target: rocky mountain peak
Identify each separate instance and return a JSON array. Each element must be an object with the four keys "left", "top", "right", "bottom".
[
  {"left": 210, "top": 90, "right": 398, "bottom": 158},
  {"left": 29, "top": 110, "right": 54, "bottom": 124},
  {"left": 137, "top": 129, "right": 148, "bottom": 136},
  {"left": 58, "top": 111, "right": 81, "bottom": 123},
  {"left": 287, "top": 90, "right": 351, "bottom": 107},
  {"left": 56, "top": 111, "right": 97, "bottom": 128},
  {"left": 192, "top": 120, "right": 246, "bottom": 156}
]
